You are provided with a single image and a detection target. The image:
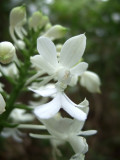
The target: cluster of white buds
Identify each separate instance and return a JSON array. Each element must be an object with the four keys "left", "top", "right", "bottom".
[{"left": 9, "top": 6, "right": 68, "bottom": 50}]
